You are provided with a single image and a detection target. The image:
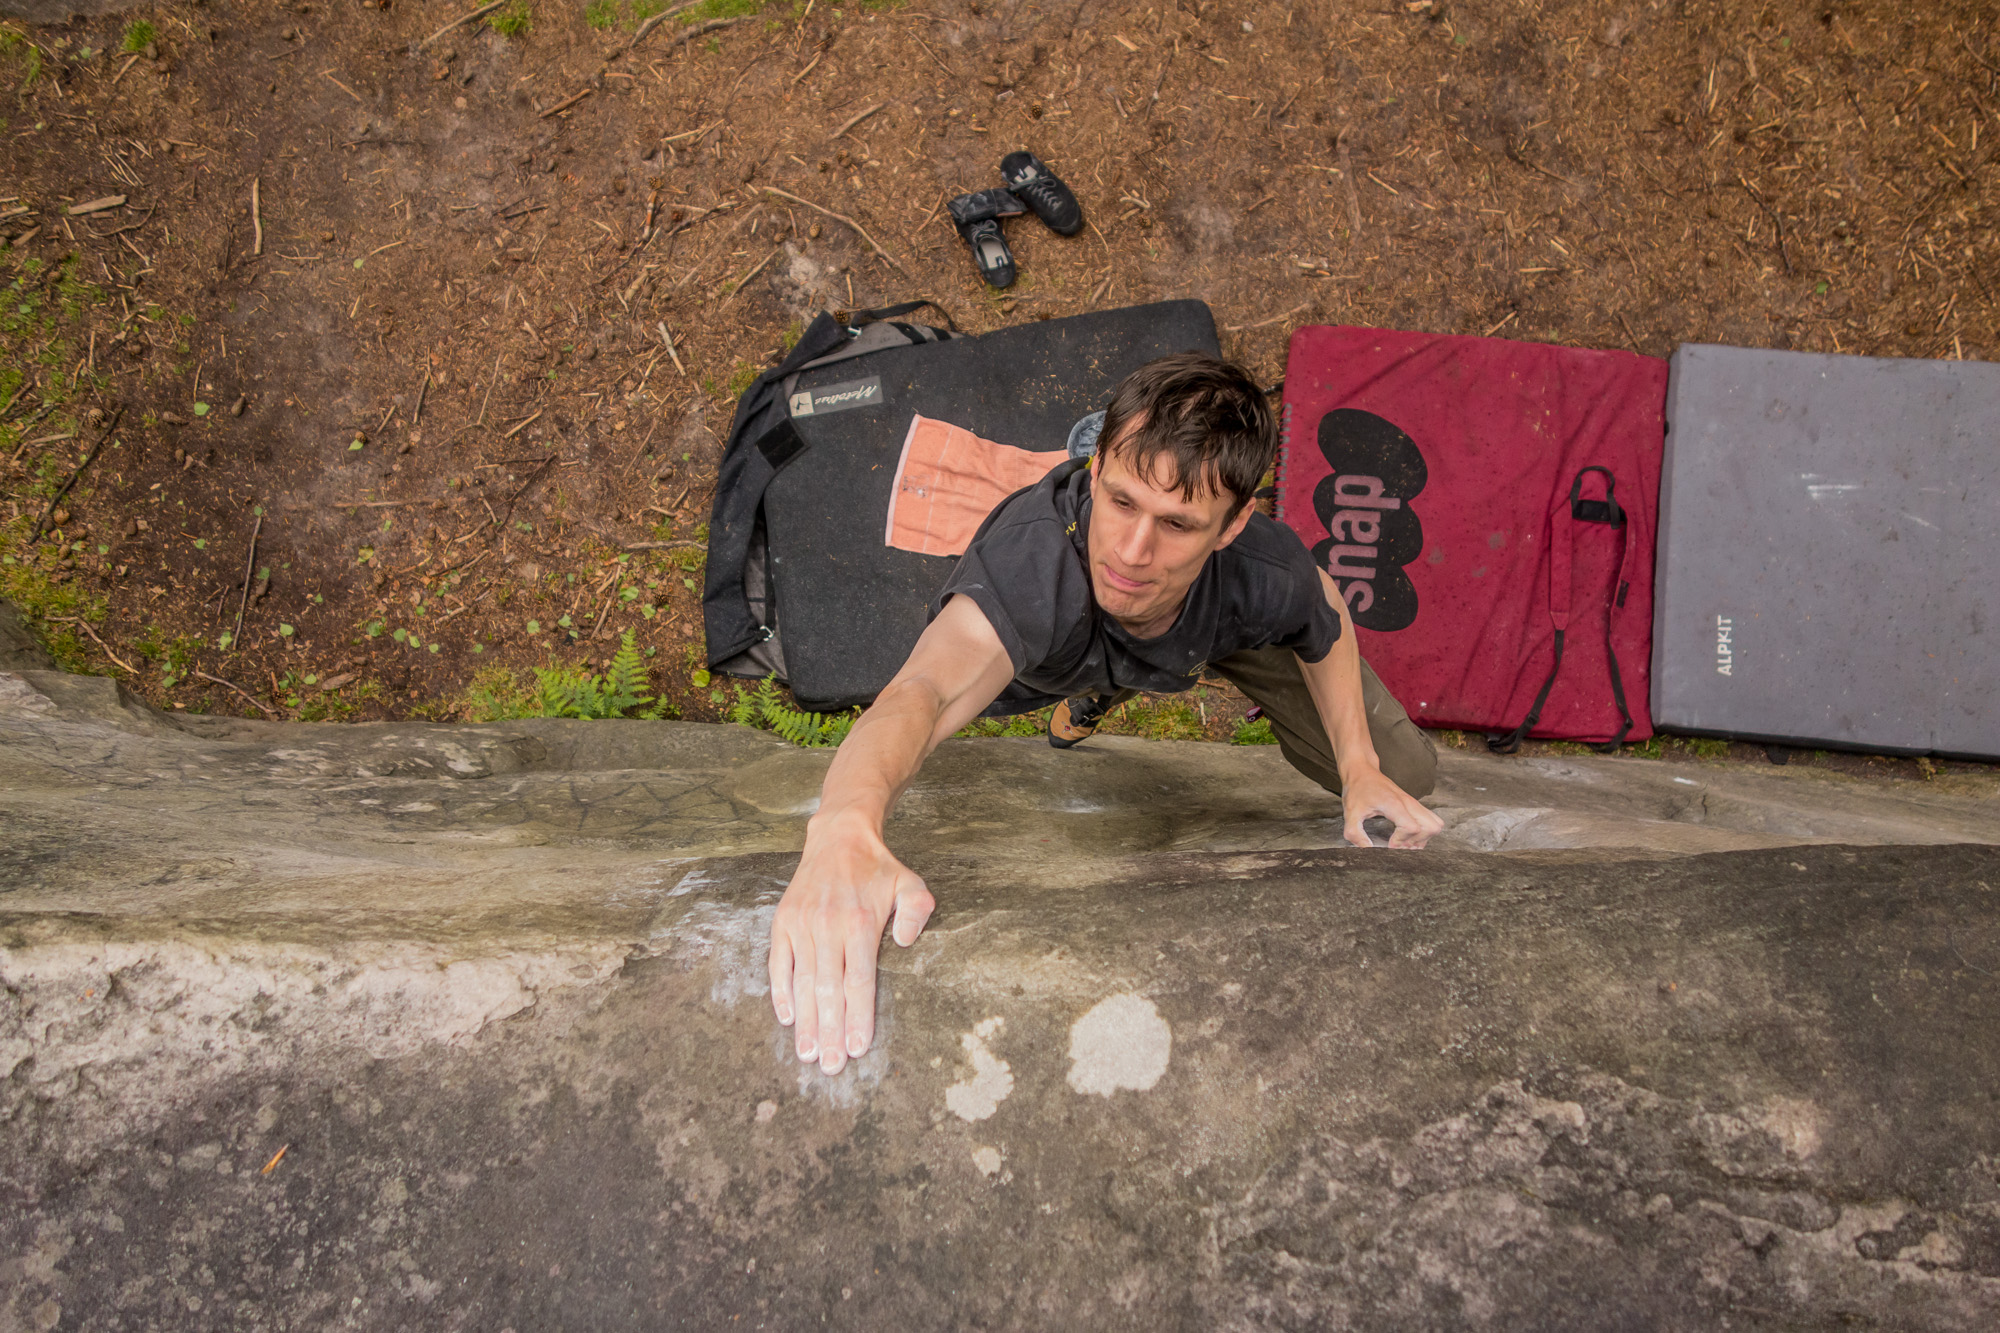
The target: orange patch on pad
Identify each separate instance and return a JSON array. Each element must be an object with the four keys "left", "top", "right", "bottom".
[{"left": 884, "top": 414, "right": 1067, "bottom": 557}]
